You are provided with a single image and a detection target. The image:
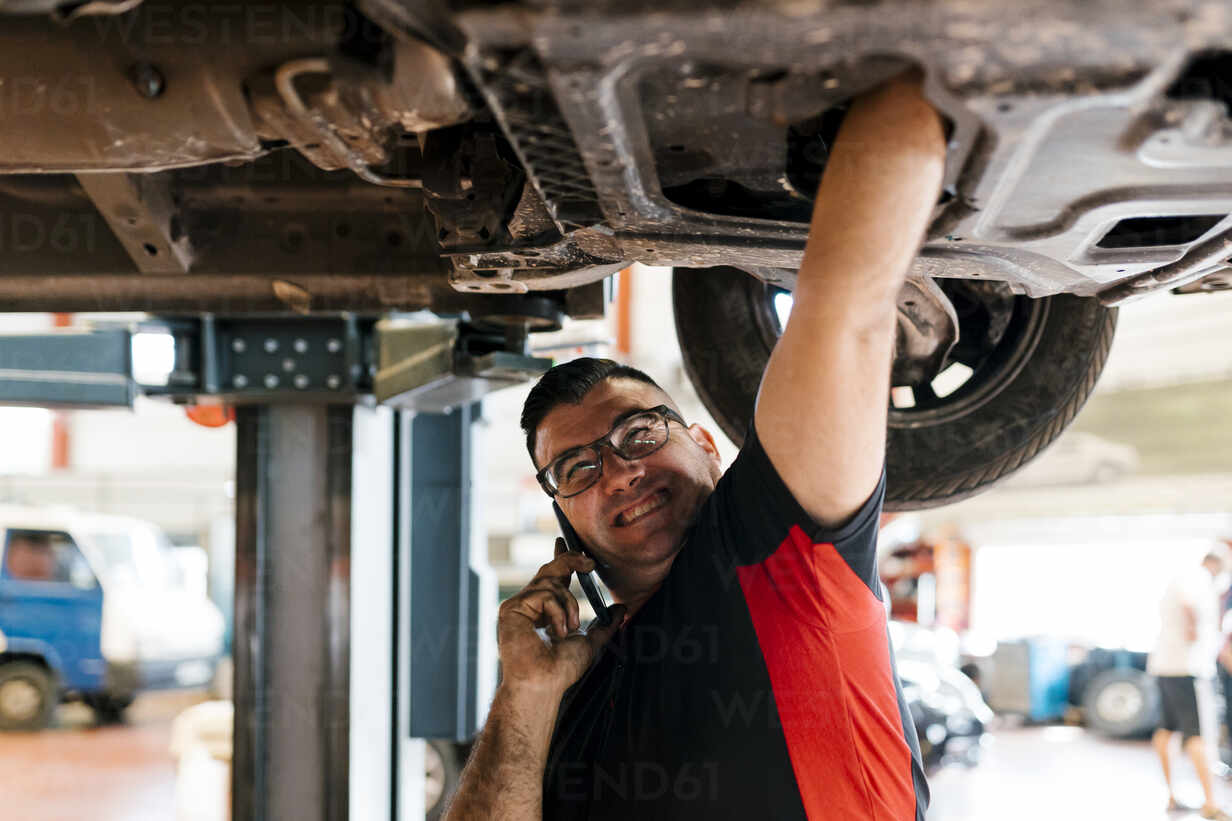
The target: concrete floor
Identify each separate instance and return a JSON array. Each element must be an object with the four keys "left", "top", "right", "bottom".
[
  {"left": 0, "top": 690, "right": 206, "bottom": 821},
  {"left": 930, "top": 724, "right": 1232, "bottom": 820},
  {"left": 5, "top": 707, "right": 1232, "bottom": 820}
]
